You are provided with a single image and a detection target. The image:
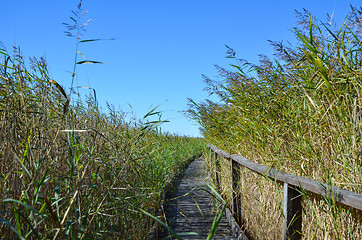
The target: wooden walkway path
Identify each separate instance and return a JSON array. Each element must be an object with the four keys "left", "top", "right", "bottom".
[{"left": 158, "top": 159, "right": 244, "bottom": 239}]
